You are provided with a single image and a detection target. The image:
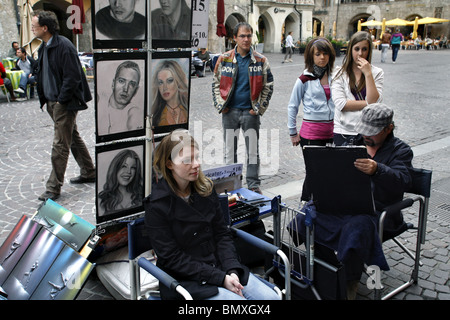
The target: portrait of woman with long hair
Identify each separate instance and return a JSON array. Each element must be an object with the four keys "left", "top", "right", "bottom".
[
  {"left": 98, "top": 148, "right": 144, "bottom": 216},
  {"left": 151, "top": 59, "right": 189, "bottom": 128}
]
